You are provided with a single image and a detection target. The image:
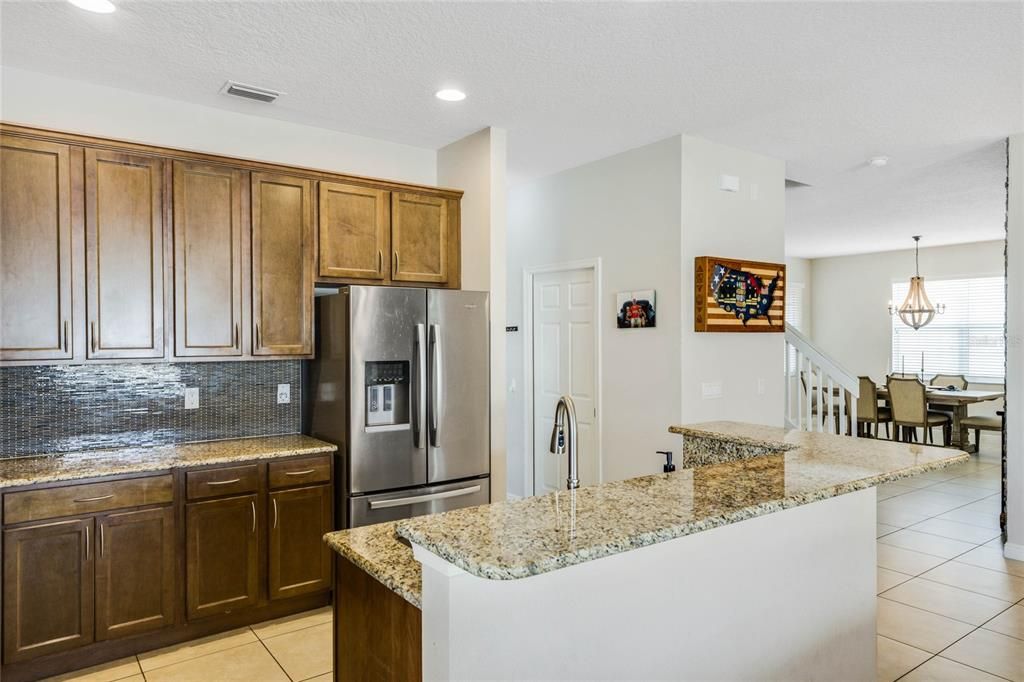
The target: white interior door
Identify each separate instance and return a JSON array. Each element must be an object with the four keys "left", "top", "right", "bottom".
[{"left": 532, "top": 267, "right": 597, "bottom": 495}]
